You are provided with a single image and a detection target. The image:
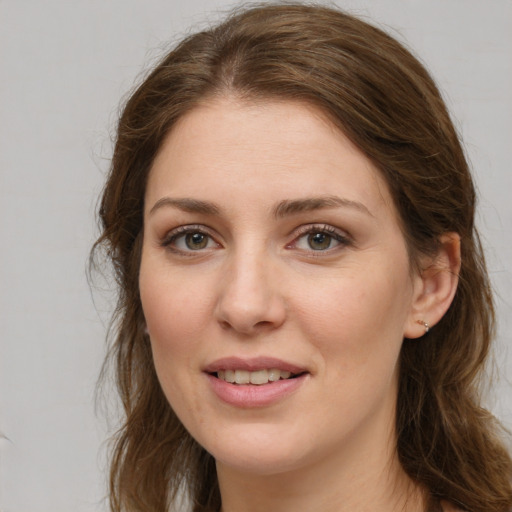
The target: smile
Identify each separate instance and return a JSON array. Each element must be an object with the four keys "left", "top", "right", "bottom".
[
  {"left": 204, "top": 357, "right": 309, "bottom": 407},
  {"left": 216, "top": 369, "right": 298, "bottom": 385}
]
